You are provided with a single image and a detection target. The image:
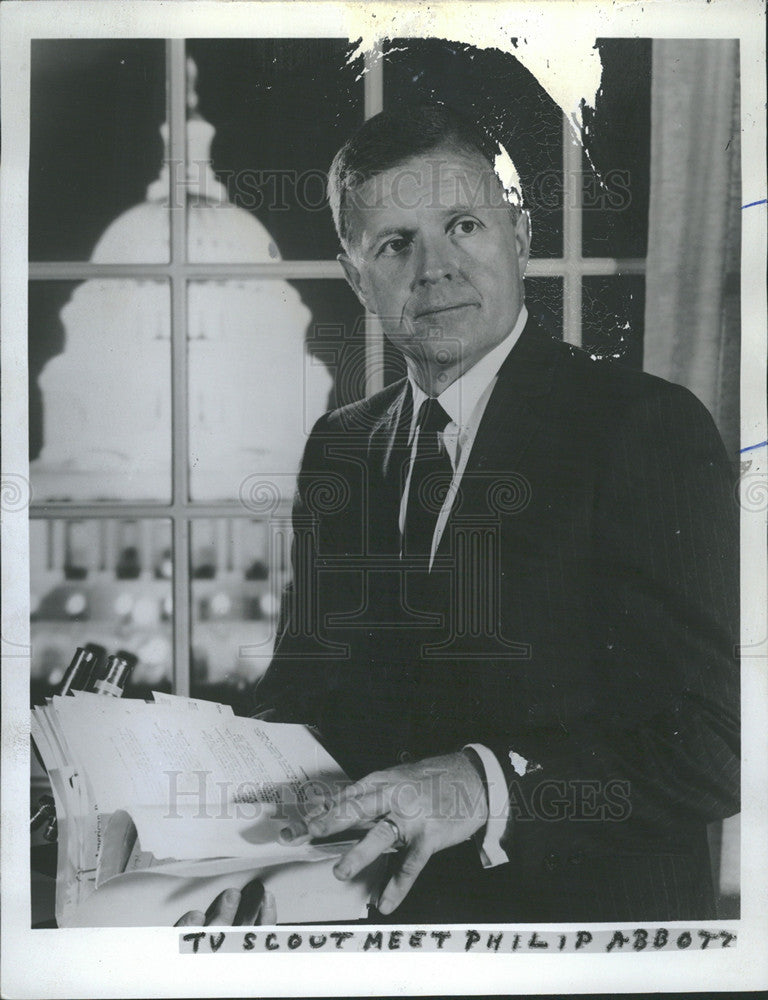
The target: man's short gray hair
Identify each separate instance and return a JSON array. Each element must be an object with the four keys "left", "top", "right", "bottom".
[{"left": 327, "top": 101, "right": 523, "bottom": 252}]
